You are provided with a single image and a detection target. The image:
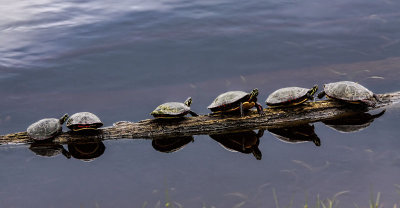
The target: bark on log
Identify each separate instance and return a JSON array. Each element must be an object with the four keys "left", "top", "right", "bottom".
[{"left": 1, "top": 91, "right": 399, "bottom": 145}]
